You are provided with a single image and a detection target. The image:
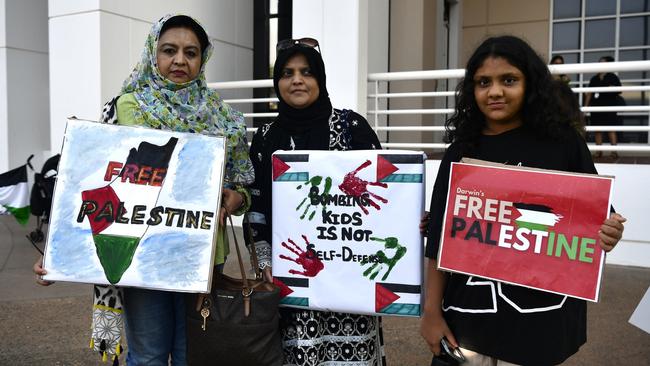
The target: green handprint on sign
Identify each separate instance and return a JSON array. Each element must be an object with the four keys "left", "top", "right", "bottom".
[
  {"left": 296, "top": 176, "right": 333, "bottom": 220},
  {"left": 361, "top": 236, "right": 407, "bottom": 281}
]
